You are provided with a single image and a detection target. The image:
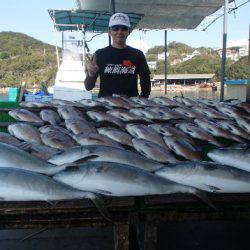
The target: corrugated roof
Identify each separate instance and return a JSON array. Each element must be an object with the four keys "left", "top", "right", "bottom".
[
  {"left": 75, "top": 0, "right": 233, "bottom": 29},
  {"left": 153, "top": 74, "right": 215, "bottom": 80}
]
